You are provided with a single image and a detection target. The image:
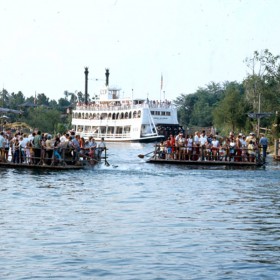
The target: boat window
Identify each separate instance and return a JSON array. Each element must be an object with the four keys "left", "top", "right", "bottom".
[
  {"left": 129, "top": 112, "right": 132, "bottom": 119},
  {"left": 138, "top": 110, "right": 141, "bottom": 118},
  {"left": 161, "top": 111, "right": 166, "bottom": 116},
  {"left": 112, "top": 113, "right": 116, "bottom": 120},
  {"left": 166, "top": 112, "right": 171, "bottom": 116},
  {"left": 151, "top": 111, "right": 154, "bottom": 115},
  {"left": 100, "top": 126, "right": 106, "bottom": 134},
  {"left": 116, "top": 126, "right": 123, "bottom": 134},
  {"left": 101, "top": 113, "right": 107, "bottom": 120},
  {"left": 85, "top": 126, "right": 91, "bottom": 132},
  {"left": 124, "top": 126, "right": 131, "bottom": 133}
]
